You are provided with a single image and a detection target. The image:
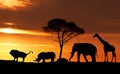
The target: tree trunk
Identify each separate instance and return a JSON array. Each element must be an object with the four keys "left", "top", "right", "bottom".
[{"left": 59, "top": 45, "right": 63, "bottom": 59}]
